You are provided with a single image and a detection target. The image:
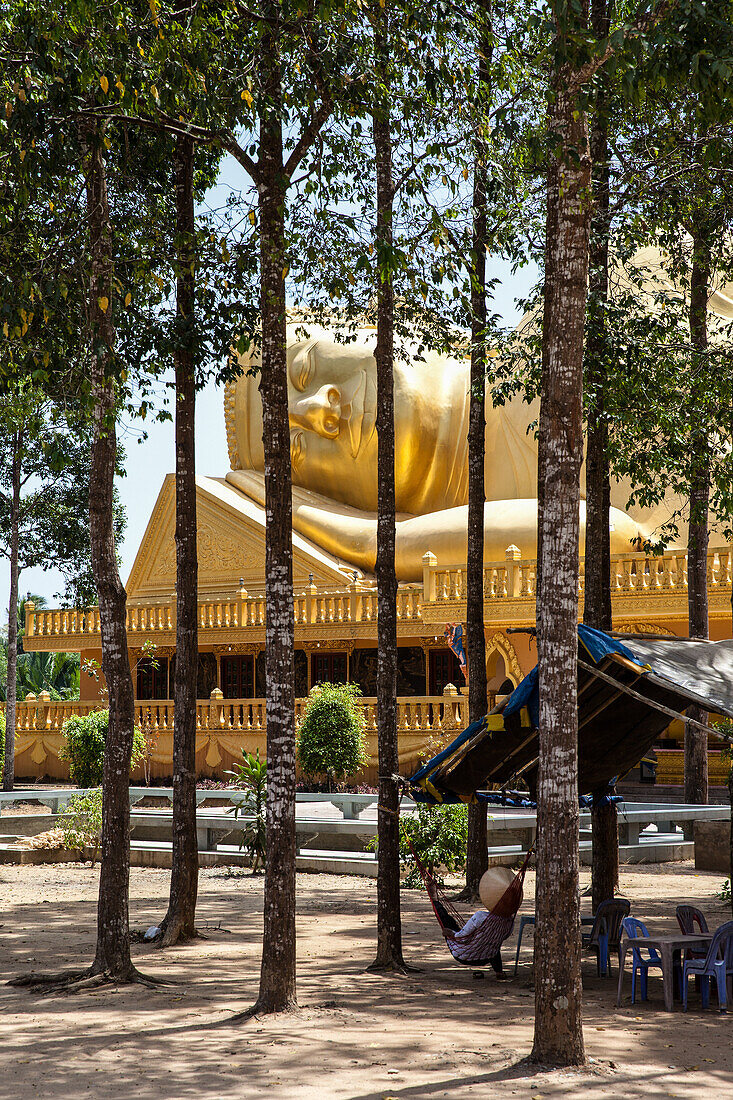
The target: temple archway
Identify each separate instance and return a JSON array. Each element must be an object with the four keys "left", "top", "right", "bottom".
[{"left": 485, "top": 631, "right": 523, "bottom": 694}]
